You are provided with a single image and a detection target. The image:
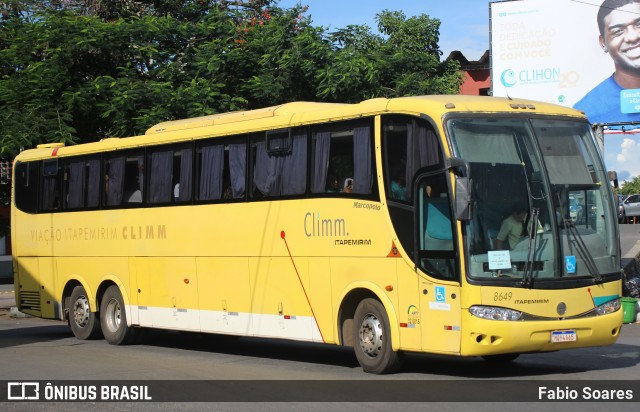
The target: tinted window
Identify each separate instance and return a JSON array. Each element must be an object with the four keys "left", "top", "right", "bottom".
[
  {"left": 382, "top": 116, "right": 442, "bottom": 202},
  {"left": 310, "top": 120, "right": 375, "bottom": 196},
  {"left": 251, "top": 128, "right": 307, "bottom": 198},
  {"left": 14, "top": 161, "right": 38, "bottom": 213}
]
